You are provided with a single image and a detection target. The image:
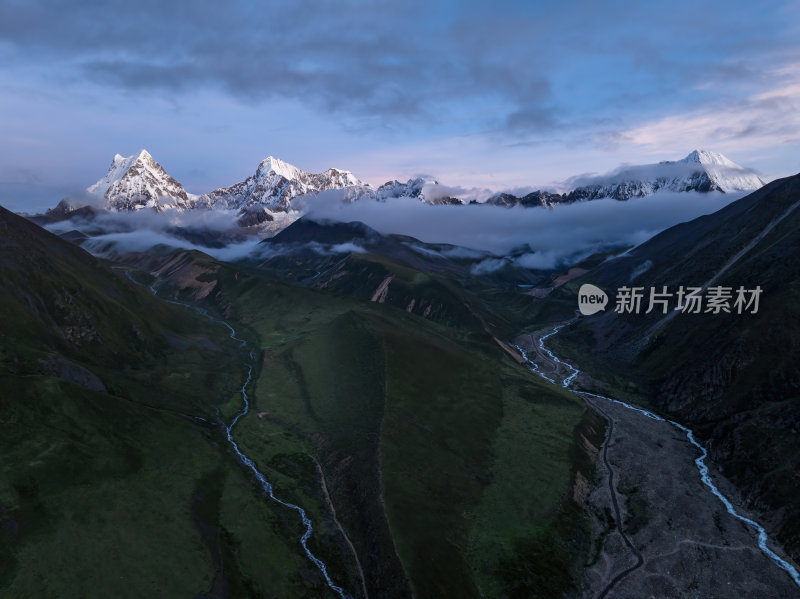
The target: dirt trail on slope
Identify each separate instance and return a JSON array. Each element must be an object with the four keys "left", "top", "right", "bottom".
[
  {"left": 589, "top": 401, "right": 644, "bottom": 598},
  {"left": 308, "top": 454, "right": 370, "bottom": 599}
]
